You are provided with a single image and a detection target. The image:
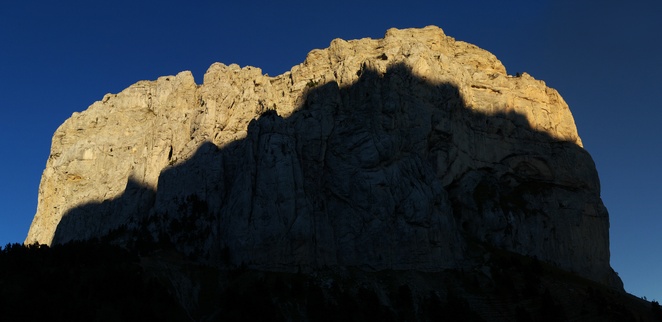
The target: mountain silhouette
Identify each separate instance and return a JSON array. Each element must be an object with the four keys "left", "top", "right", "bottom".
[{"left": 52, "top": 63, "right": 620, "bottom": 292}]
